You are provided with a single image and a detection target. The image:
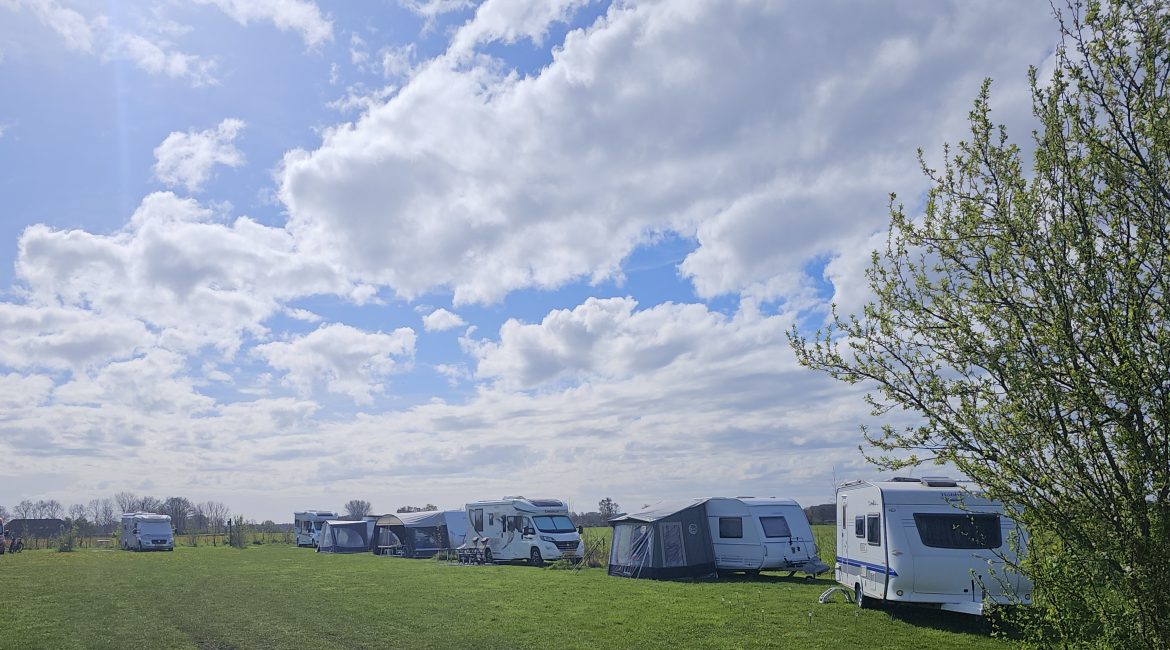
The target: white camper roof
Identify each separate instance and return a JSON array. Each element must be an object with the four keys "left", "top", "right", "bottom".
[
  {"left": 122, "top": 512, "right": 172, "bottom": 522},
  {"left": 294, "top": 510, "right": 337, "bottom": 518},
  {"left": 466, "top": 497, "right": 569, "bottom": 513},
  {"left": 839, "top": 477, "right": 999, "bottom": 507}
]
